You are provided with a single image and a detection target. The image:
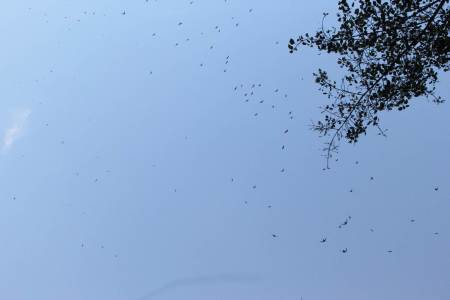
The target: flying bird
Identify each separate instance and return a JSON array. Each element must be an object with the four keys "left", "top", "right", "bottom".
[{"left": 320, "top": 238, "right": 327, "bottom": 243}]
